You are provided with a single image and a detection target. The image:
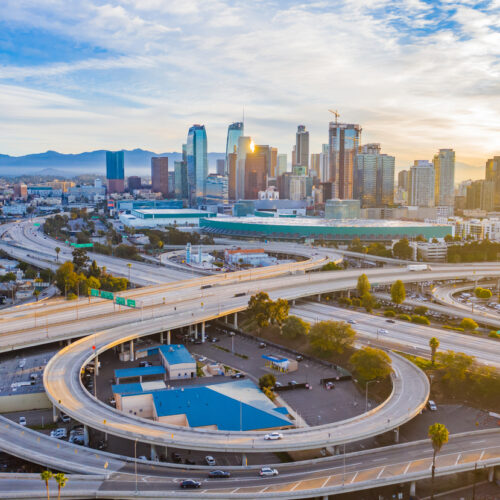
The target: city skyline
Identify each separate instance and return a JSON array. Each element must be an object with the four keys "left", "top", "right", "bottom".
[{"left": 1, "top": 0, "right": 499, "bottom": 180}]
